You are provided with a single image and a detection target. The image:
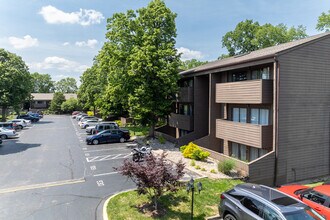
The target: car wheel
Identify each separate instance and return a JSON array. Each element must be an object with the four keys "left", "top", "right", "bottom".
[
  {"left": 224, "top": 213, "right": 236, "bottom": 220},
  {"left": 18, "top": 125, "right": 23, "bottom": 130},
  {"left": 0, "top": 134, "right": 7, "bottom": 140},
  {"left": 119, "top": 137, "right": 125, "bottom": 143},
  {"left": 92, "top": 139, "right": 99, "bottom": 145}
]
